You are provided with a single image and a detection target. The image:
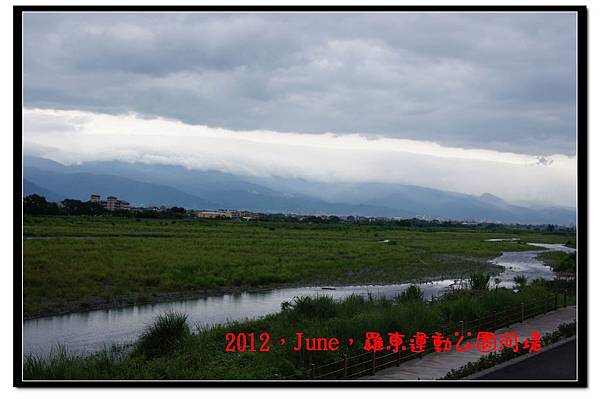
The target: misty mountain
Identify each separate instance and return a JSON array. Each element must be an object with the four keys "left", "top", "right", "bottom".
[
  {"left": 24, "top": 167, "right": 219, "bottom": 210},
  {"left": 23, "top": 158, "right": 401, "bottom": 216},
  {"left": 246, "top": 177, "right": 576, "bottom": 225},
  {"left": 24, "top": 156, "right": 278, "bottom": 198},
  {"left": 23, "top": 156, "right": 576, "bottom": 225},
  {"left": 23, "top": 179, "right": 64, "bottom": 202}
]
